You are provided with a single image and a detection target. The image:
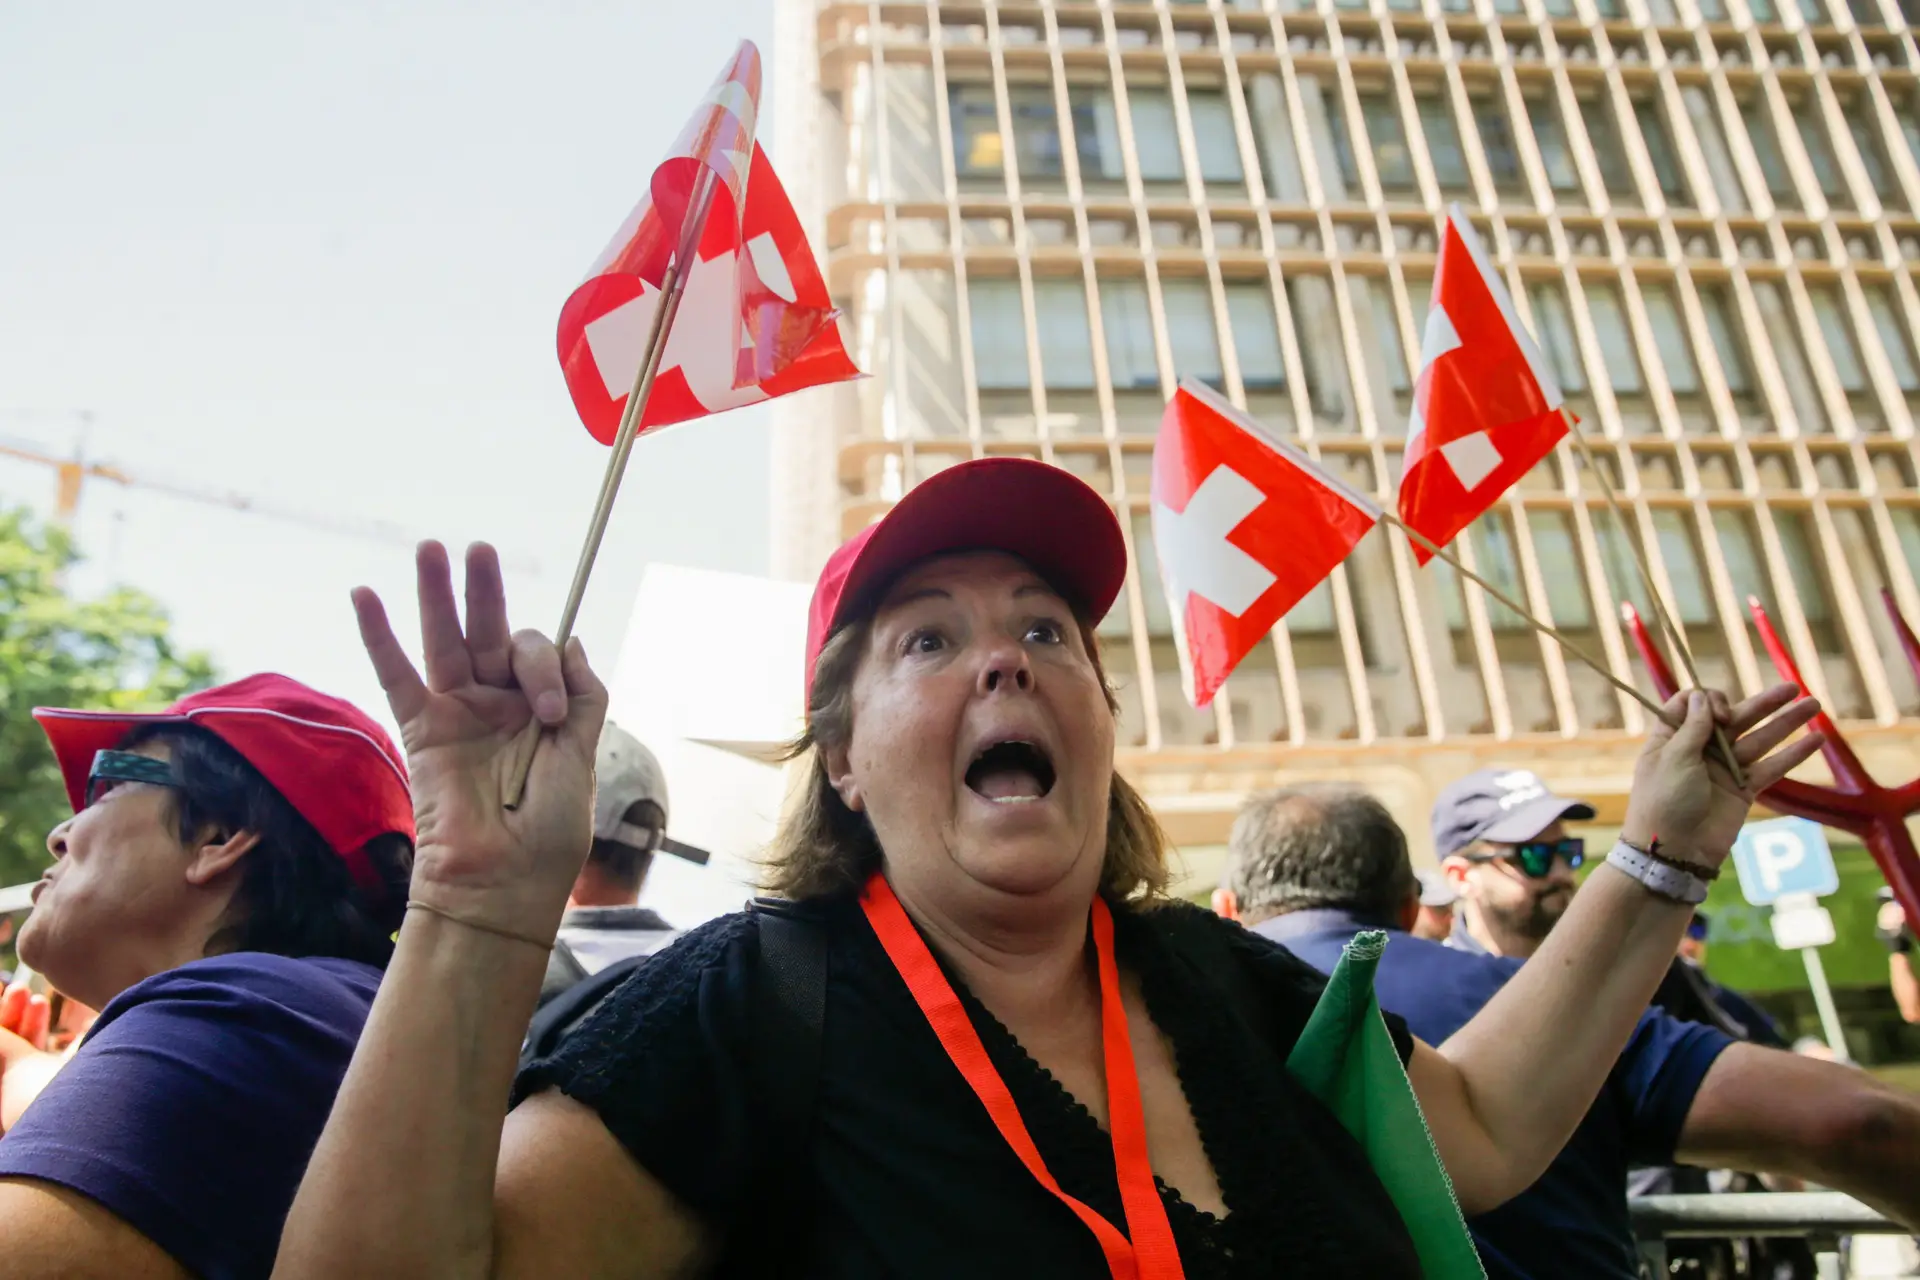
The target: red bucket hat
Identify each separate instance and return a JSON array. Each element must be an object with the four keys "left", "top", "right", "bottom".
[
  {"left": 805, "top": 457, "right": 1128, "bottom": 704},
  {"left": 34, "top": 673, "right": 414, "bottom": 897}
]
